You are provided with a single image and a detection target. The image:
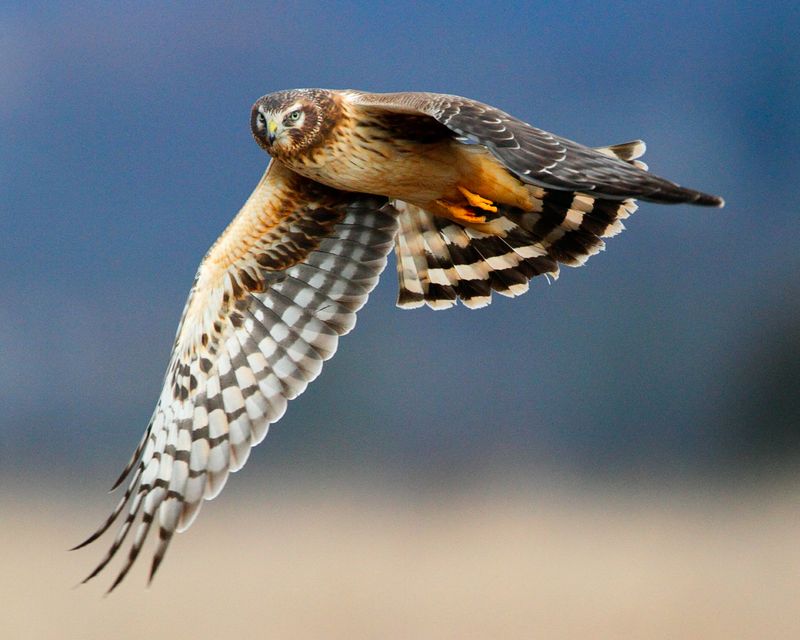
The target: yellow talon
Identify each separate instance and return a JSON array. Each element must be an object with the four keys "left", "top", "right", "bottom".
[
  {"left": 434, "top": 200, "right": 487, "bottom": 225},
  {"left": 457, "top": 186, "right": 498, "bottom": 213}
]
